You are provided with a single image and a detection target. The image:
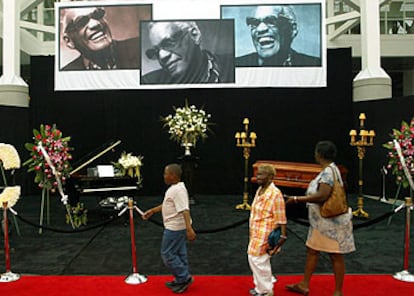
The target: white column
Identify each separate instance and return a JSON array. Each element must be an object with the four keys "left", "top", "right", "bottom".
[
  {"left": 353, "top": 0, "right": 392, "bottom": 101},
  {"left": 326, "top": 0, "right": 335, "bottom": 35},
  {"left": 0, "top": 0, "right": 29, "bottom": 108}
]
